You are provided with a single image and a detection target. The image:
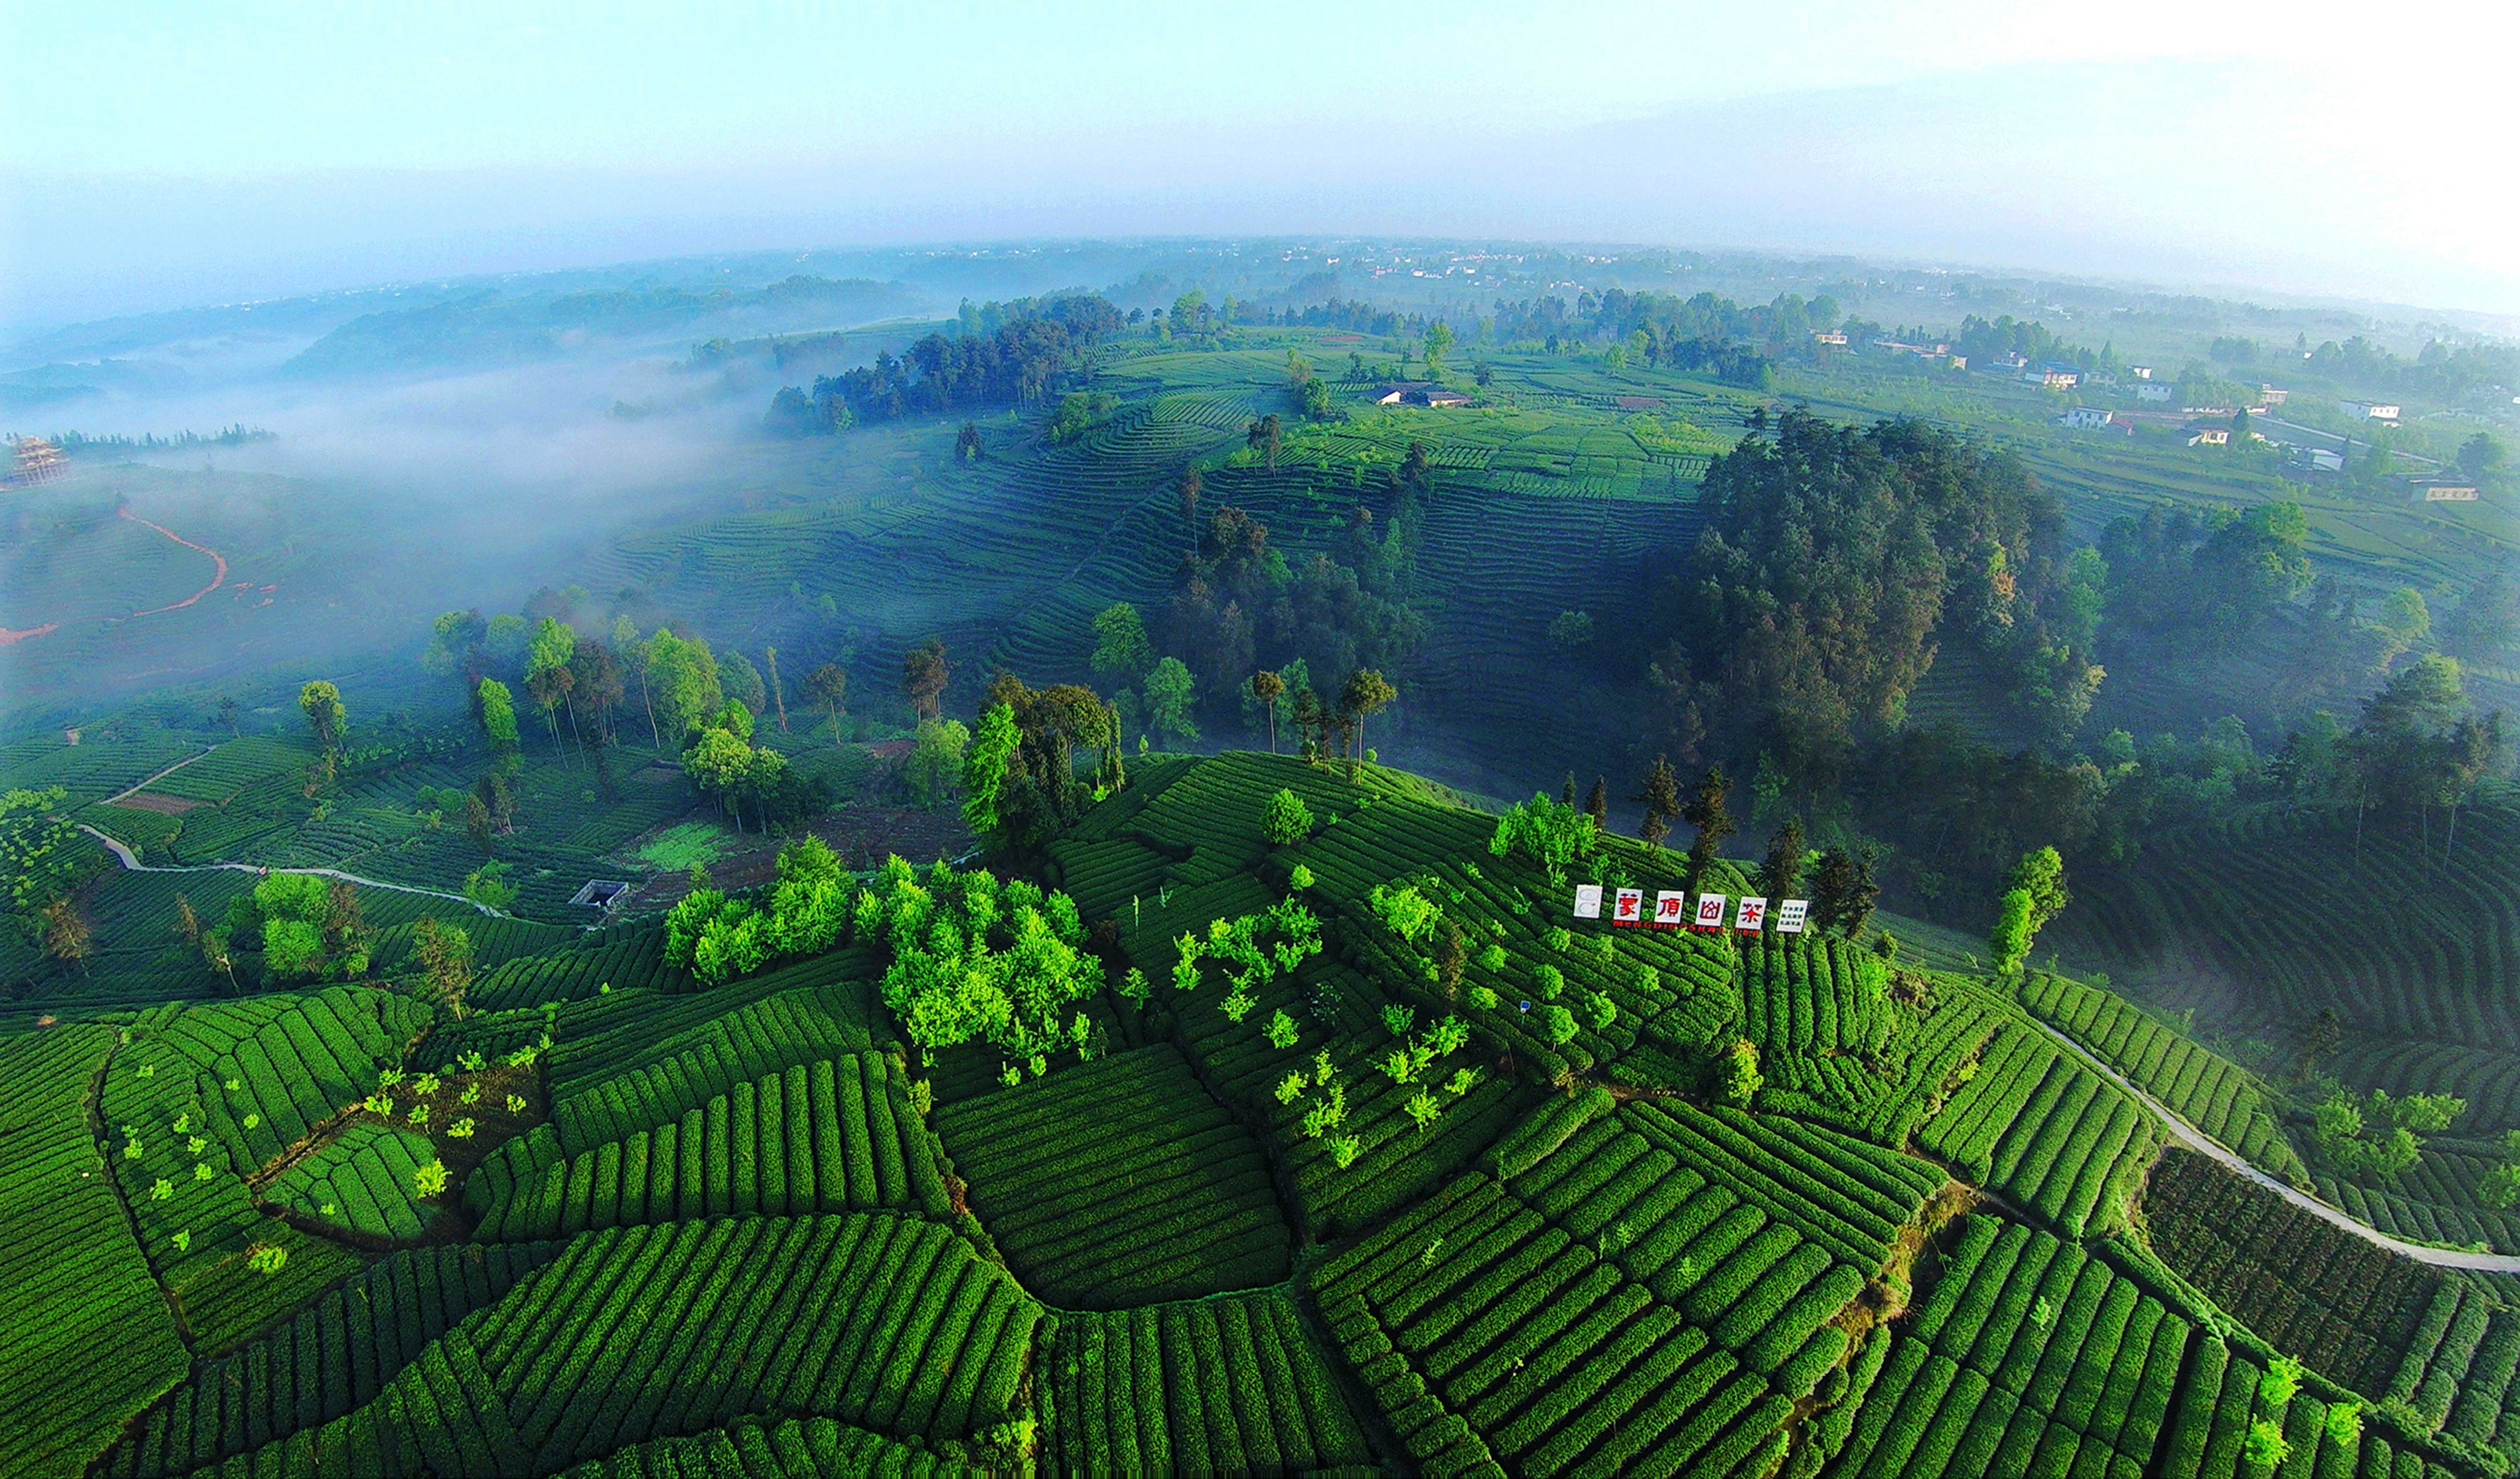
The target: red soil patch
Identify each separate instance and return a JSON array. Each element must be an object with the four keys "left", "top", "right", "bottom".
[
  {"left": 114, "top": 793, "right": 203, "bottom": 815},
  {"left": 0, "top": 623, "right": 58, "bottom": 645},
  {"left": 119, "top": 510, "right": 229, "bottom": 616}
]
